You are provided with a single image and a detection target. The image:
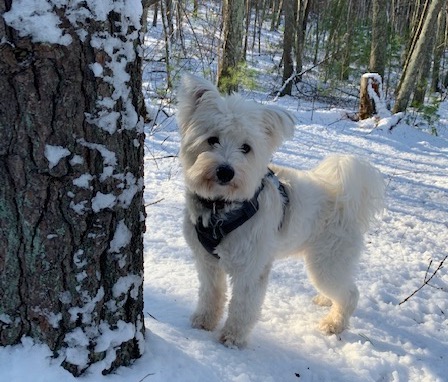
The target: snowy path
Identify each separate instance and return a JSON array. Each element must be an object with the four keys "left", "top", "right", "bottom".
[{"left": 142, "top": 101, "right": 448, "bottom": 382}]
